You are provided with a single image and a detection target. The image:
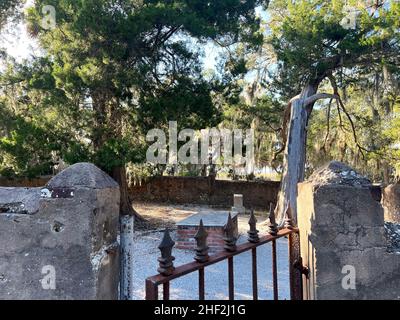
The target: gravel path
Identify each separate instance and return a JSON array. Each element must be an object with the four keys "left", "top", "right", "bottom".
[{"left": 132, "top": 230, "right": 290, "bottom": 300}]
